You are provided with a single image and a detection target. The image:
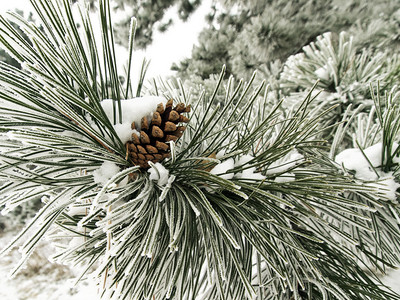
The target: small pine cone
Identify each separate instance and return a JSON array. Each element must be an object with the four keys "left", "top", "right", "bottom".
[{"left": 126, "top": 99, "right": 190, "bottom": 169}]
